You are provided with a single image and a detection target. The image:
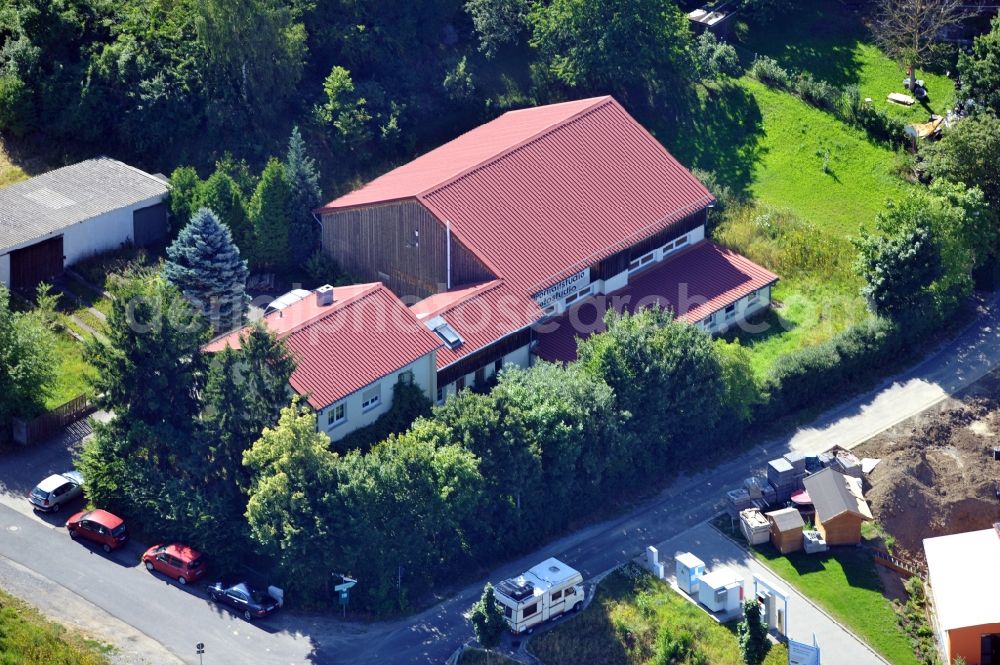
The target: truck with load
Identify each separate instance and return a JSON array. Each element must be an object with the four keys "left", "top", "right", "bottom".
[{"left": 494, "top": 557, "right": 584, "bottom": 634}]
